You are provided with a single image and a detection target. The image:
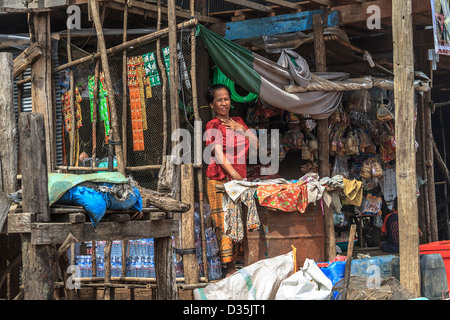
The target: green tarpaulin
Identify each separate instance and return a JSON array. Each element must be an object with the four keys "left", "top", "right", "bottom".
[
  {"left": 196, "top": 24, "right": 348, "bottom": 119},
  {"left": 48, "top": 172, "right": 129, "bottom": 206}
]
